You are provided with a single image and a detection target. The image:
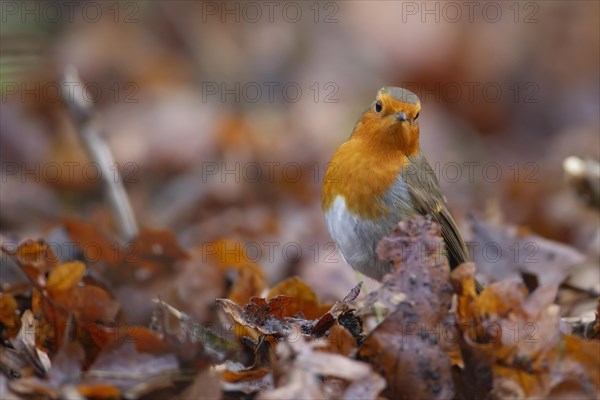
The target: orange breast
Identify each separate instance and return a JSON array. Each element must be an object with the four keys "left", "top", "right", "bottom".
[
  {"left": 321, "top": 137, "right": 410, "bottom": 219},
  {"left": 322, "top": 91, "right": 421, "bottom": 219}
]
